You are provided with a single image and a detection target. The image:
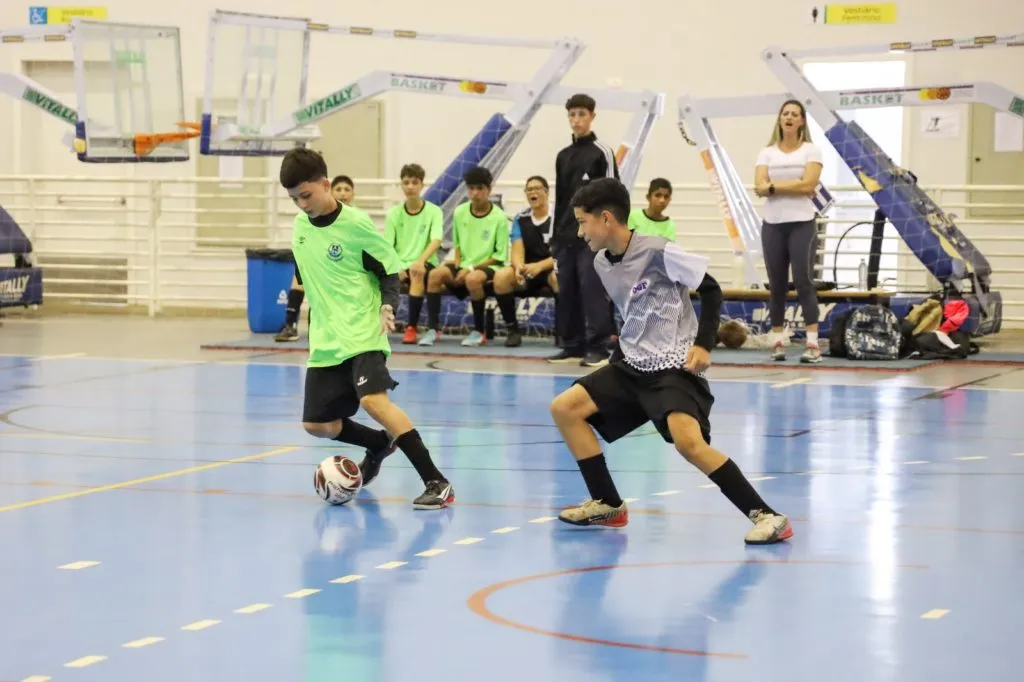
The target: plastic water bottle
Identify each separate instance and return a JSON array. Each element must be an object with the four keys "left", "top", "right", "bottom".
[{"left": 858, "top": 259, "right": 868, "bottom": 290}]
